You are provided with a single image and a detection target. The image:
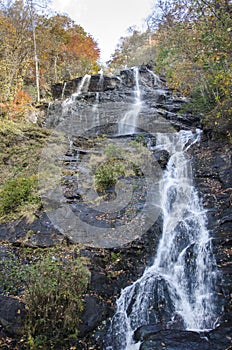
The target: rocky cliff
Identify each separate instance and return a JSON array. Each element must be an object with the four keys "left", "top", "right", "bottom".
[{"left": 0, "top": 66, "right": 231, "bottom": 350}]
